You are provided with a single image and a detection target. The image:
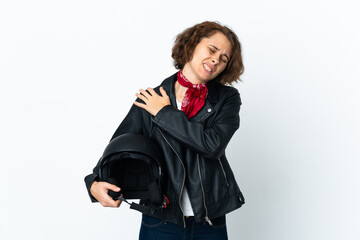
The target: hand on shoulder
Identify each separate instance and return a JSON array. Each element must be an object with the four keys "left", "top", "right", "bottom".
[{"left": 134, "top": 87, "right": 171, "bottom": 116}]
